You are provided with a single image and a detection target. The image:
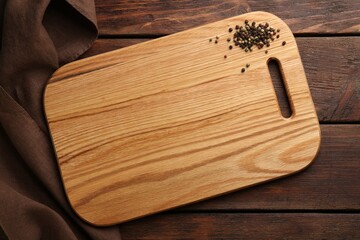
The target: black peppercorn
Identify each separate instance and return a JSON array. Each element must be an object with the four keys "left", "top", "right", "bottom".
[
  {"left": 282, "top": 41, "right": 286, "bottom": 46},
  {"left": 241, "top": 68, "right": 245, "bottom": 73}
]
